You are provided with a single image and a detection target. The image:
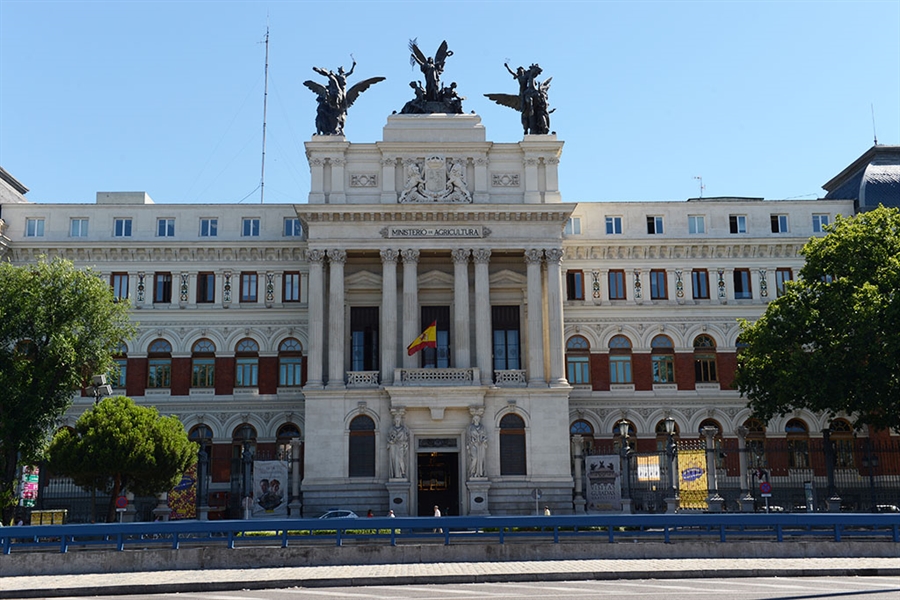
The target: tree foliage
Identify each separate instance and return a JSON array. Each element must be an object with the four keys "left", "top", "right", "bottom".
[
  {"left": 0, "top": 258, "right": 136, "bottom": 521},
  {"left": 736, "top": 205, "right": 900, "bottom": 431},
  {"left": 48, "top": 396, "right": 196, "bottom": 522}
]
